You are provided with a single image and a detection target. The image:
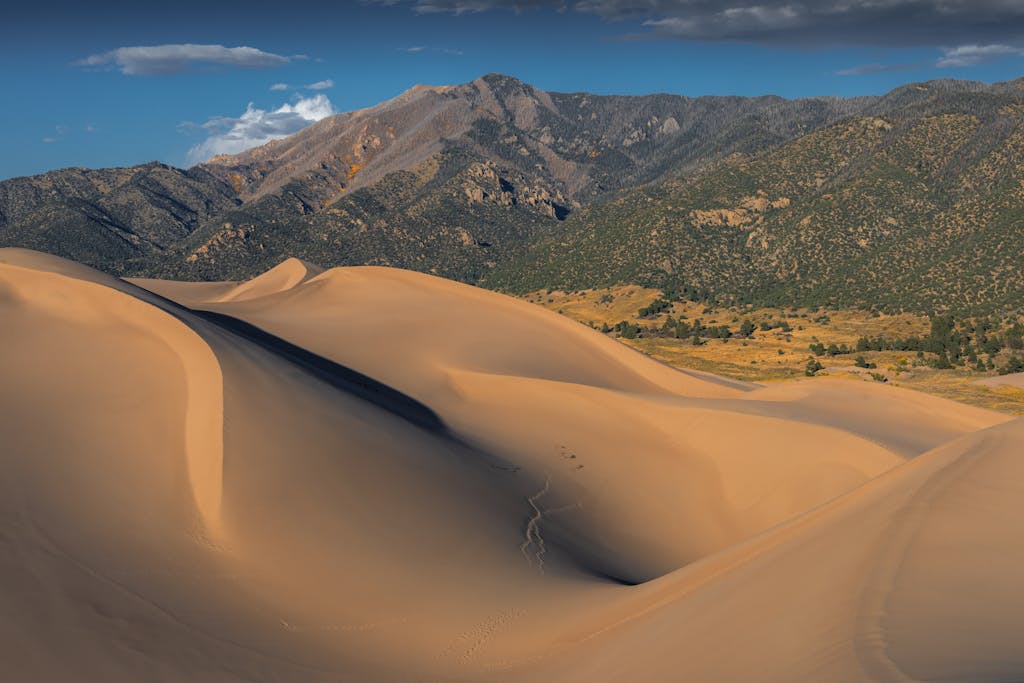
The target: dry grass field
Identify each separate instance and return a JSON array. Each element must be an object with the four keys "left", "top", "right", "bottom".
[{"left": 524, "top": 286, "right": 1024, "bottom": 416}]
